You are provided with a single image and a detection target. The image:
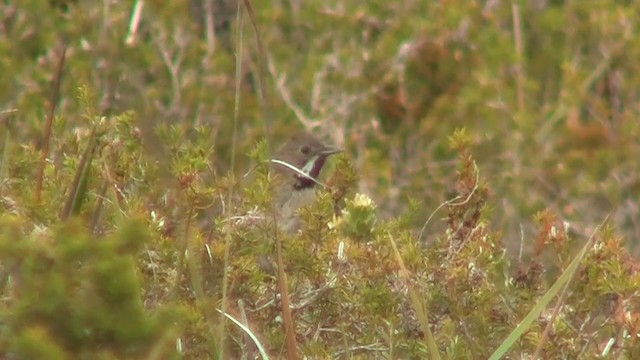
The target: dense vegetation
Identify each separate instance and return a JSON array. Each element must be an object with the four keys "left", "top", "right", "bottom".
[{"left": 1, "top": 0, "right": 639, "bottom": 358}]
